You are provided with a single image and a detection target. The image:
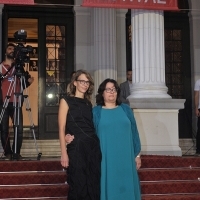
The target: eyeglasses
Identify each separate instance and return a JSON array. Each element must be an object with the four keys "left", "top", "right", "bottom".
[
  {"left": 104, "top": 88, "right": 118, "bottom": 93},
  {"left": 77, "top": 80, "right": 90, "bottom": 86}
]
